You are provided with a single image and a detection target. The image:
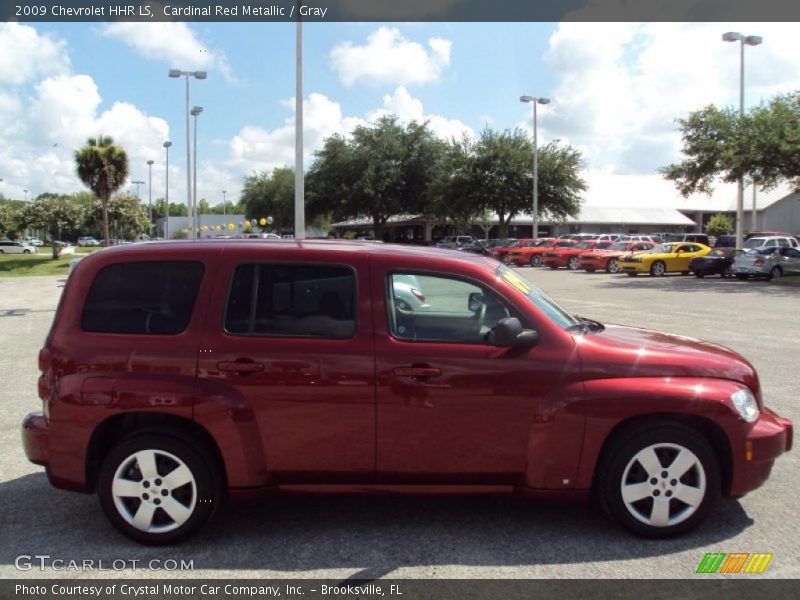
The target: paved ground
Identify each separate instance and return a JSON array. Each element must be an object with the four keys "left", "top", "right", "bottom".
[{"left": 0, "top": 270, "right": 797, "bottom": 579}]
